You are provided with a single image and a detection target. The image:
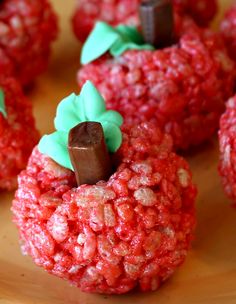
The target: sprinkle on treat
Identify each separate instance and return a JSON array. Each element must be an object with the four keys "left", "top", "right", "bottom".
[
  {"left": 0, "top": 89, "right": 7, "bottom": 118},
  {"left": 139, "top": 0, "right": 174, "bottom": 48},
  {"left": 39, "top": 81, "right": 123, "bottom": 183}
]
